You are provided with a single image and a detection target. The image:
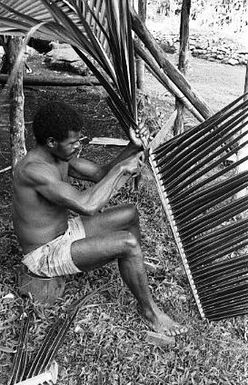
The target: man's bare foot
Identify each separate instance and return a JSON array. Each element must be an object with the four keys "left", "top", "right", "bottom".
[{"left": 143, "top": 307, "right": 188, "bottom": 337}]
